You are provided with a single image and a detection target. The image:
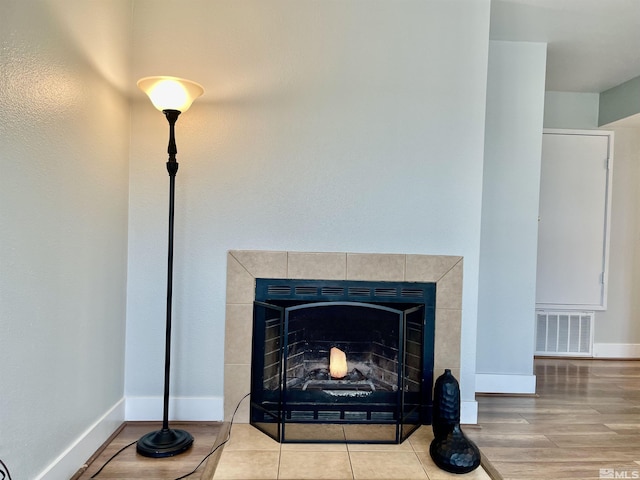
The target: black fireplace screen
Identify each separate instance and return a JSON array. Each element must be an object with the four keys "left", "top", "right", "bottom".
[{"left": 250, "top": 279, "right": 435, "bottom": 444}]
